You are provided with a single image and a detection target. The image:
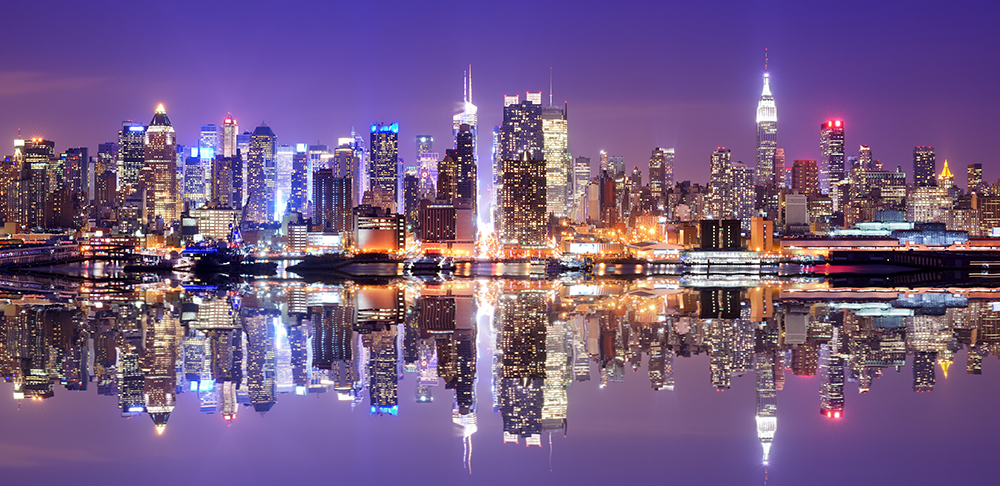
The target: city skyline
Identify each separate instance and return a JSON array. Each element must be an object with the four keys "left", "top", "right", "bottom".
[{"left": 1, "top": 2, "right": 996, "bottom": 188}]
